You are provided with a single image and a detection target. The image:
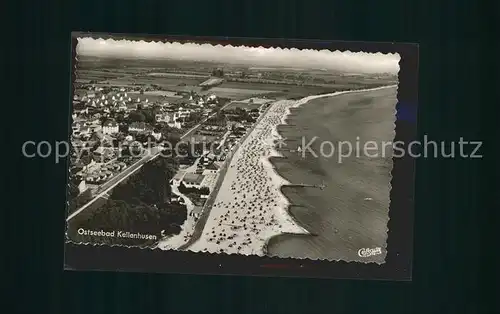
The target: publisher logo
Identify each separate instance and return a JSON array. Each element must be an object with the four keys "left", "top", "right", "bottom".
[{"left": 358, "top": 247, "right": 382, "bottom": 257}]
